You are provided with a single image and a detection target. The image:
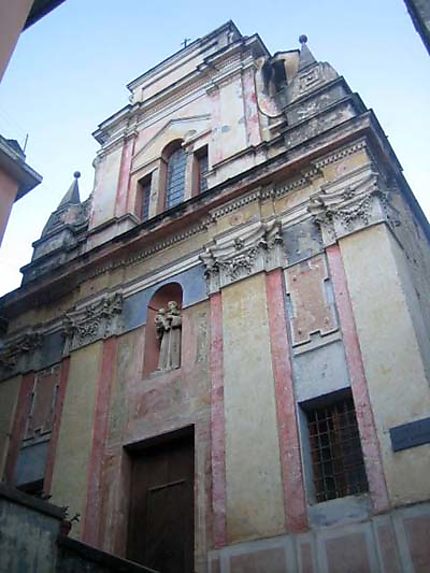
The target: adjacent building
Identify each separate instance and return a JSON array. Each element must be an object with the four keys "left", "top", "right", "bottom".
[
  {"left": 404, "top": 0, "right": 430, "bottom": 54},
  {"left": 0, "top": 21, "right": 429, "bottom": 572},
  {"left": 0, "top": 0, "right": 66, "bottom": 246},
  {"left": 0, "top": 135, "right": 42, "bottom": 246}
]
